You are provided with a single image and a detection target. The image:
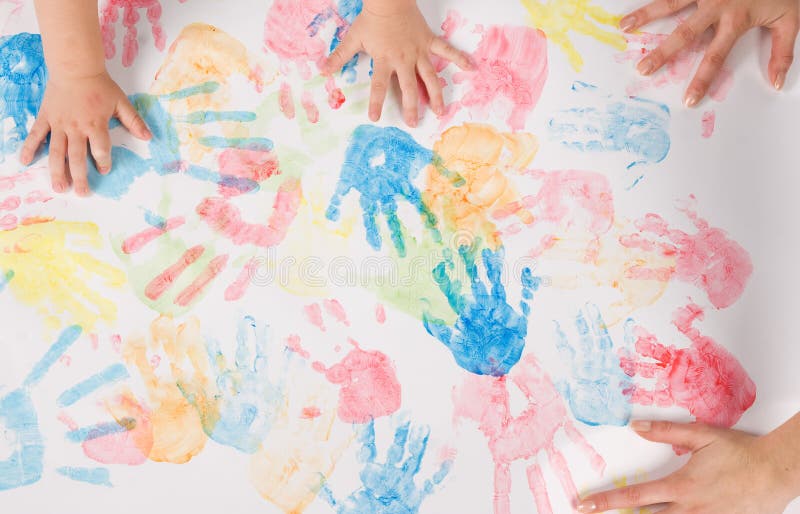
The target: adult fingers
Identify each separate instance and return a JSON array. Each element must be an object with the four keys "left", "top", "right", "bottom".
[
  {"left": 67, "top": 133, "right": 90, "bottom": 196},
  {"left": 578, "top": 478, "right": 676, "bottom": 512},
  {"left": 116, "top": 97, "right": 151, "bottom": 140},
  {"left": 430, "top": 36, "right": 472, "bottom": 70},
  {"left": 89, "top": 128, "right": 113, "bottom": 174},
  {"left": 637, "top": 9, "right": 716, "bottom": 76},
  {"left": 322, "top": 30, "right": 362, "bottom": 75},
  {"left": 630, "top": 420, "right": 718, "bottom": 451},
  {"left": 396, "top": 64, "right": 419, "bottom": 127},
  {"left": 368, "top": 60, "right": 392, "bottom": 122},
  {"left": 685, "top": 26, "right": 739, "bottom": 106},
  {"left": 418, "top": 57, "right": 444, "bottom": 116},
  {"left": 48, "top": 130, "right": 68, "bottom": 193},
  {"left": 20, "top": 116, "right": 50, "bottom": 165},
  {"left": 620, "top": 0, "right": 694, "bottom": 32},
  {"left": 769, "top": 15, "right": 799, "bottom": 90}
]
